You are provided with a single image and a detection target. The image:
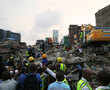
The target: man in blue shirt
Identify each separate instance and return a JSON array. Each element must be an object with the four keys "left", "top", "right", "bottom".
[
  {"left": 17, "top": 64, "right": 42, "bottom": 89},
  {"left": 48, "top": 71, "right": 71, "bottom": 90}
]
